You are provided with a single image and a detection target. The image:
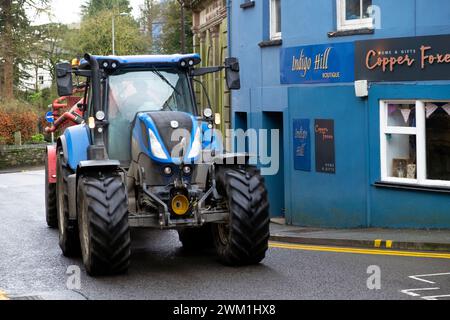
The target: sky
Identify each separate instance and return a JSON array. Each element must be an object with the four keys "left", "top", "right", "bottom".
[{"left": 30, "top": 0, "right": 146, "bottom": 25}]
